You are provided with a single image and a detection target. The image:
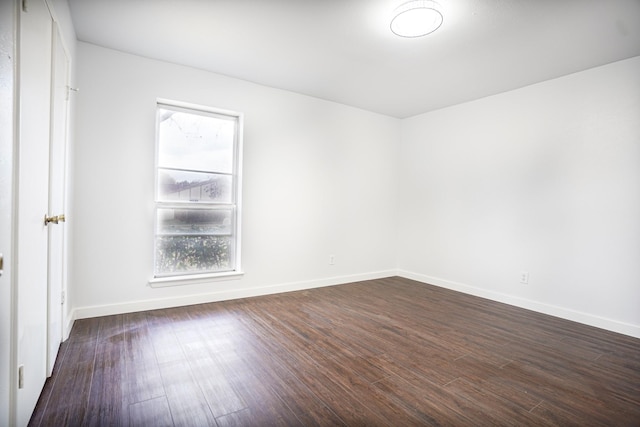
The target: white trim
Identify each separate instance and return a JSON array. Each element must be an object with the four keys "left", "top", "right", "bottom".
[
  {"left": 73, "top": 270, "right": 396, "bottom": 319},
  {"left": 398, "top": 270, "right": 640, "bottom": 339},
  {"left": 156, "top": 98, "right": 242, "bottom": 120},
  {"left": 234, "top": 112, "right": 243, "bottom": 277},
  {"left": 1, "top": 2, "right": 19, "bottom": 426},
  {"left": 149, "top": 270, "right": 244, "bottom": 287},
  {"left": 153, "top": 99, "right": 244, "bottom": 279},
  {"left": 71, "top": 269, "right": 640, "bottom": 339},
  {"left": 63, "top": 311, "right": 74, "bottom": 341}
]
